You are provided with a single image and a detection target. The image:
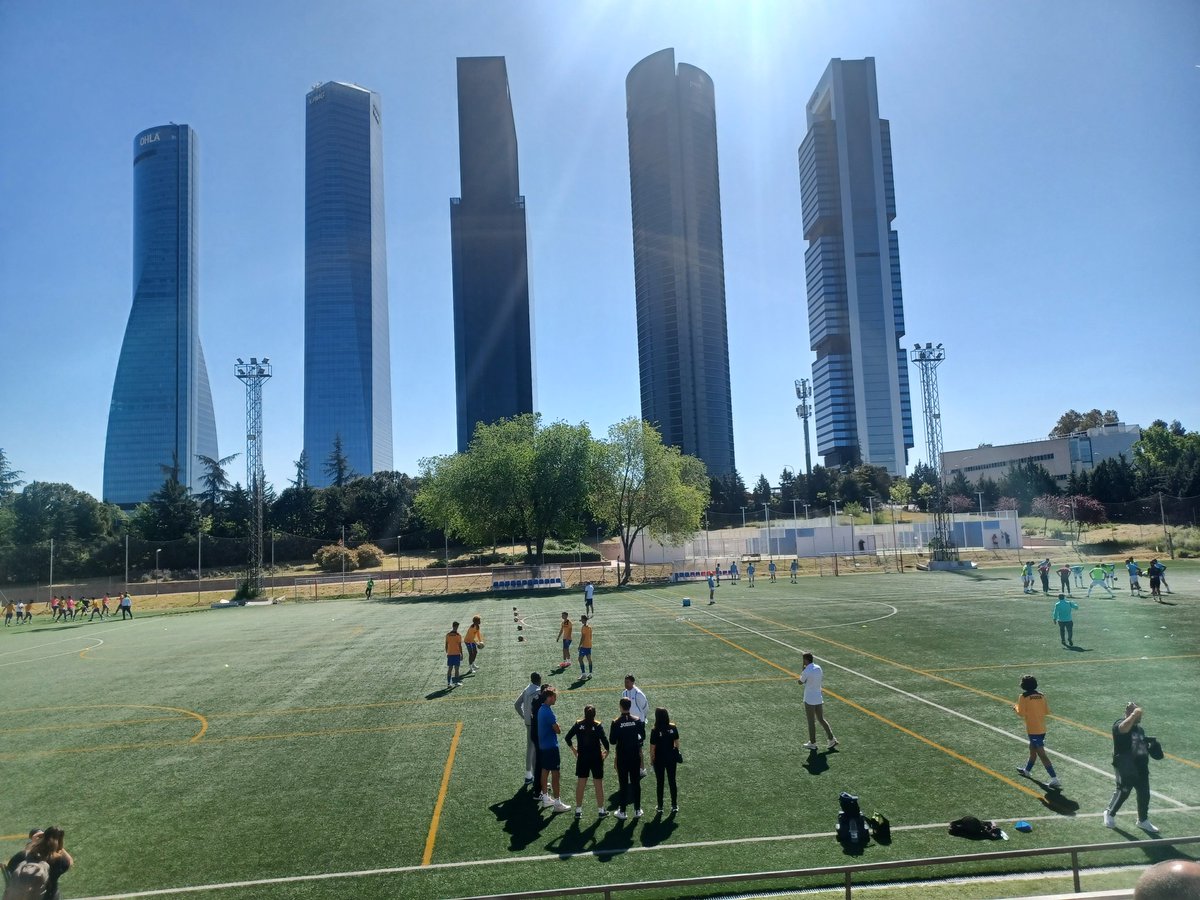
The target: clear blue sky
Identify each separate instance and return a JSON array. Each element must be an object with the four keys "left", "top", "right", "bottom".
[{"left": 2, "top": 0, "right": 1197, "bottom": 500}]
